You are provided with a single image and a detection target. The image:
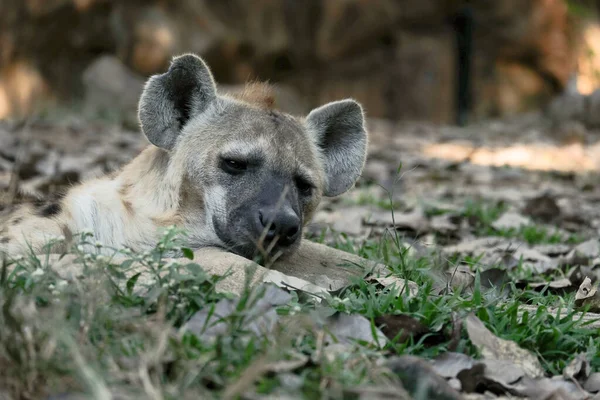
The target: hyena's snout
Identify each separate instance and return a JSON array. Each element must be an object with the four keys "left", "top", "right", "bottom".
[{"left": 255, "top": 205, "right": 301, "bottom": 248}]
